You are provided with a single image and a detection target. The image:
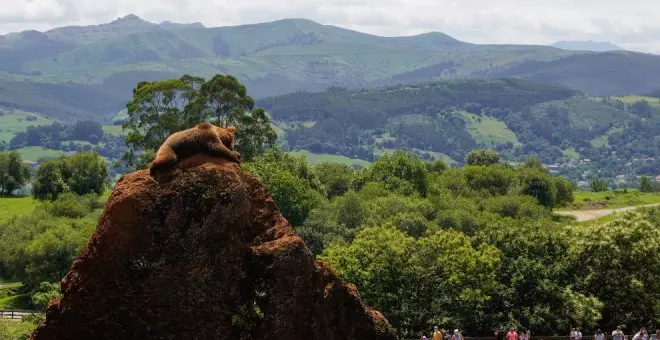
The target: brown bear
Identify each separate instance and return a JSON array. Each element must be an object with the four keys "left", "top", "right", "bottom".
[{"left": 149, "top": 122, "right": 241, "bottom": 175}]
